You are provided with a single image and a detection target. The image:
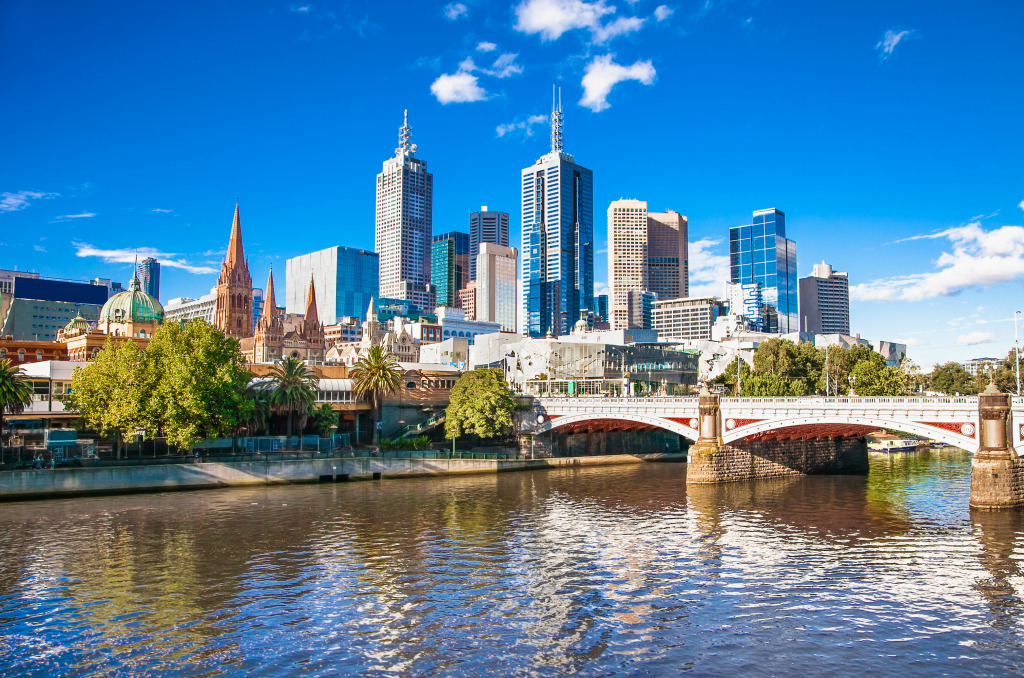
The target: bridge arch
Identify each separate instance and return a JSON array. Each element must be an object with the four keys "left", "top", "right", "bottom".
[
  {"left": 539, "top": 413, "right": 699, "bottom": 442},
  {"left": 722, "top": 415, "right": 979, "bottom": 452}
]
